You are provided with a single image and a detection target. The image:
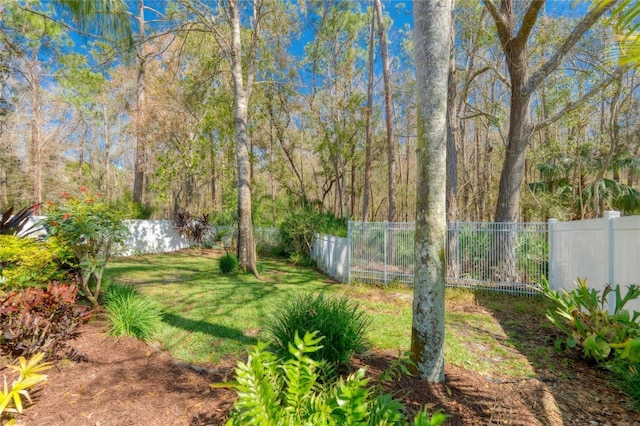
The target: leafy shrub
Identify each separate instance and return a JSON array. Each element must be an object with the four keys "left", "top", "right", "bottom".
[
  {"left": 172, "top": 210, "right": 212, "bottom": 246},
  {"left": 222, "top": 331, "right": 447, "bottom": 426},
  {"left": 278, "top": 209, "right": 347, "bottom": 258},
  {"left": 219, "top": 252, "right": 238, "bottom": 274},
  {"left": 0, "top": 235, "right": 68, "bottom": 290},
  {"left": 103, "top": 284, "right": 162, "bottom": 341},
  {"left": 43, "top": 190, "right": 129, "bottom": 309},
  {"left": 542, "top": 278, "right": 640, "bottom": 407},
  {"left": 108, "top": 196, "right": 153, "bottom": 219},
  {"left": 0, "top": 283, "right": 90, "bottom": 359},
  {"left": 0, "top": 353, "right": 51, "bottom": 420},
  {"left": 265, "top": 292, "right": 370, "bottom": 366},
  {"left": 541, "top": 277, "right": 640, "bottom": 362}
]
